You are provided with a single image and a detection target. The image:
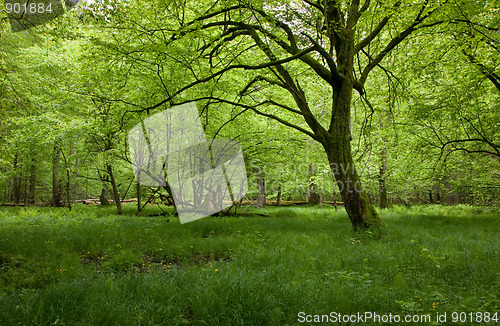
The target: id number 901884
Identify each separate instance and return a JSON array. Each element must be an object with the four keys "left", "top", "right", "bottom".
[
  {"left": 5, "top": 2, "right": 53, "bottom": 14},
  {"left": 451, "top": 312, "right": 498, "bottom": 323}
]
